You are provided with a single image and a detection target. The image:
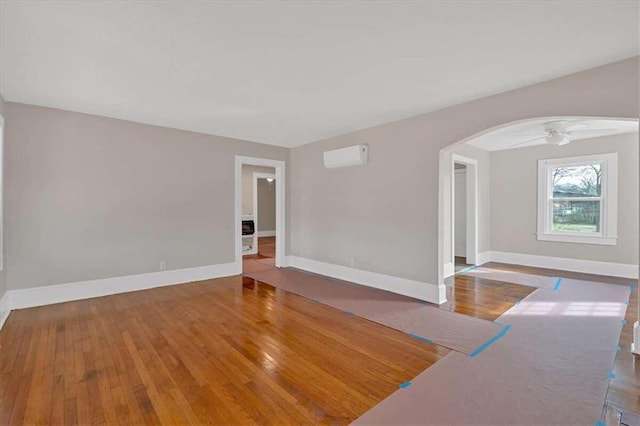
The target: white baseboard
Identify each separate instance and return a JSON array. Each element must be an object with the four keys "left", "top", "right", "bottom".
[
  {"left": 632, "top": 321, "right": 640, "bottom": 355},
  {"left": 443, "top": 262, "right": 455, "bottom": 278},
  {"left": 476, "top": 251, "right": 492, "bottom": 265},
  {"left": 285, "top": 255, "right": 446, "bottom": 304},
  {"left": 487, "top": 251, "right": 638, "bottom": 279},
  {"left": 0, "top": 291, "right": 10, "bottom": 330},
  {"left": 257, "top": 230, "right": 276, "bottom": 237},
  {"left": 9, "top": 262, "right": 241, "bottom": 310}
]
